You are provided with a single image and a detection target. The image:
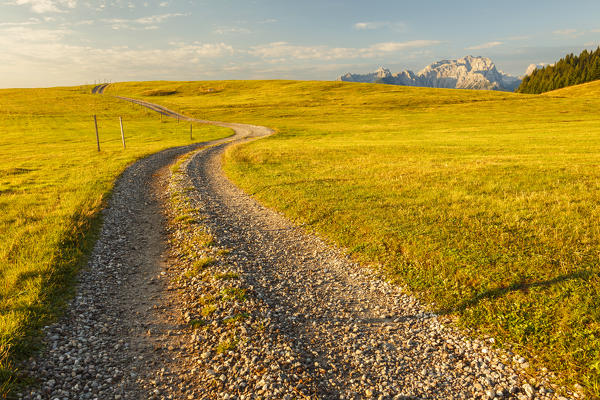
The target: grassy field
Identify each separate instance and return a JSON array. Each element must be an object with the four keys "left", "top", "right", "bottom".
[
  {"left": 108, "top": 79, "right": 600, "bottom": 396},
  {"left": 0, "top": 85, "right": 230, "bottom": 393}
]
